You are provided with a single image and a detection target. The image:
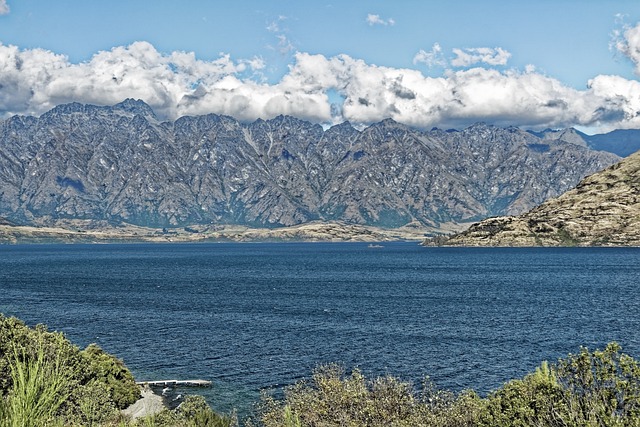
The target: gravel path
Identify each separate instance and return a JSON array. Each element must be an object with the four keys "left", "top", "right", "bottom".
[{"left": 122, "top": 386, "right": 166, "bottom": 420}]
